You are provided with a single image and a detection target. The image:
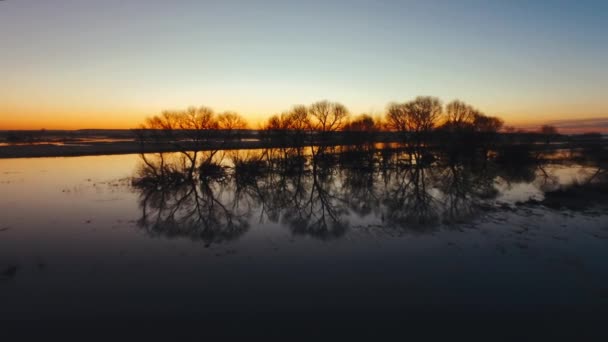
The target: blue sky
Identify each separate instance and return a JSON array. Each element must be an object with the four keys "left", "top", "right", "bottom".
[{"left": 1, "top": 0, "right": 607, "bottom": 128}]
